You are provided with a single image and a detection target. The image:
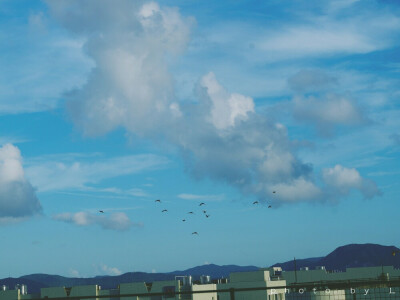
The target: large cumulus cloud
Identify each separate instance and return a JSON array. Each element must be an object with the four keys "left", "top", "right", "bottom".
[
  {"left": 47, "top": 0, "right": 380, "bottom": 205},
  {"left": 0, "top": 144, "right": 42, "bottom": 223},
  {"left": 46, "top": 0, "right": 193, "bottom": 136}
]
